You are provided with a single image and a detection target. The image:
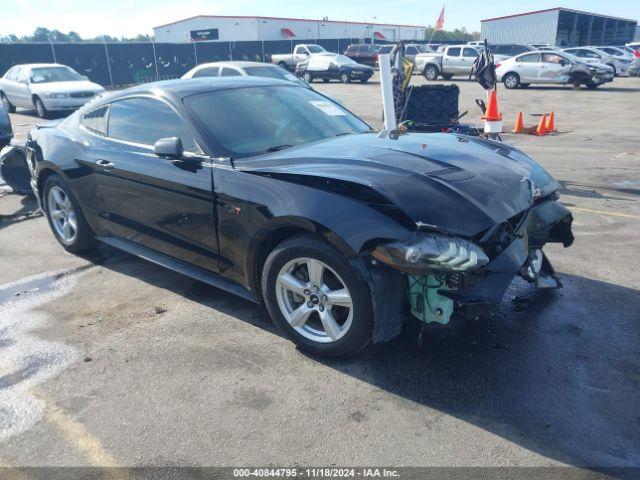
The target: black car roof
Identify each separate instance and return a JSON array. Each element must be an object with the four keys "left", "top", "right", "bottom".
[{"left": 102, "top": 76, "right": 300, "bottom": 103}]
